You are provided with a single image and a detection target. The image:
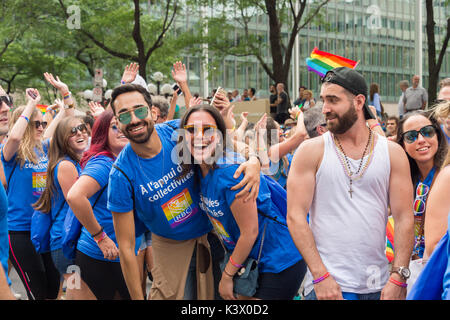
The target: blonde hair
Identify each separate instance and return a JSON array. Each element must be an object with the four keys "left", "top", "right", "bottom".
[
  {"left": 9, "top": 106, "right": 43, "bottom": 167},
  {"left": 432, "top": 100, "right": 450, "bottom": 120}
]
